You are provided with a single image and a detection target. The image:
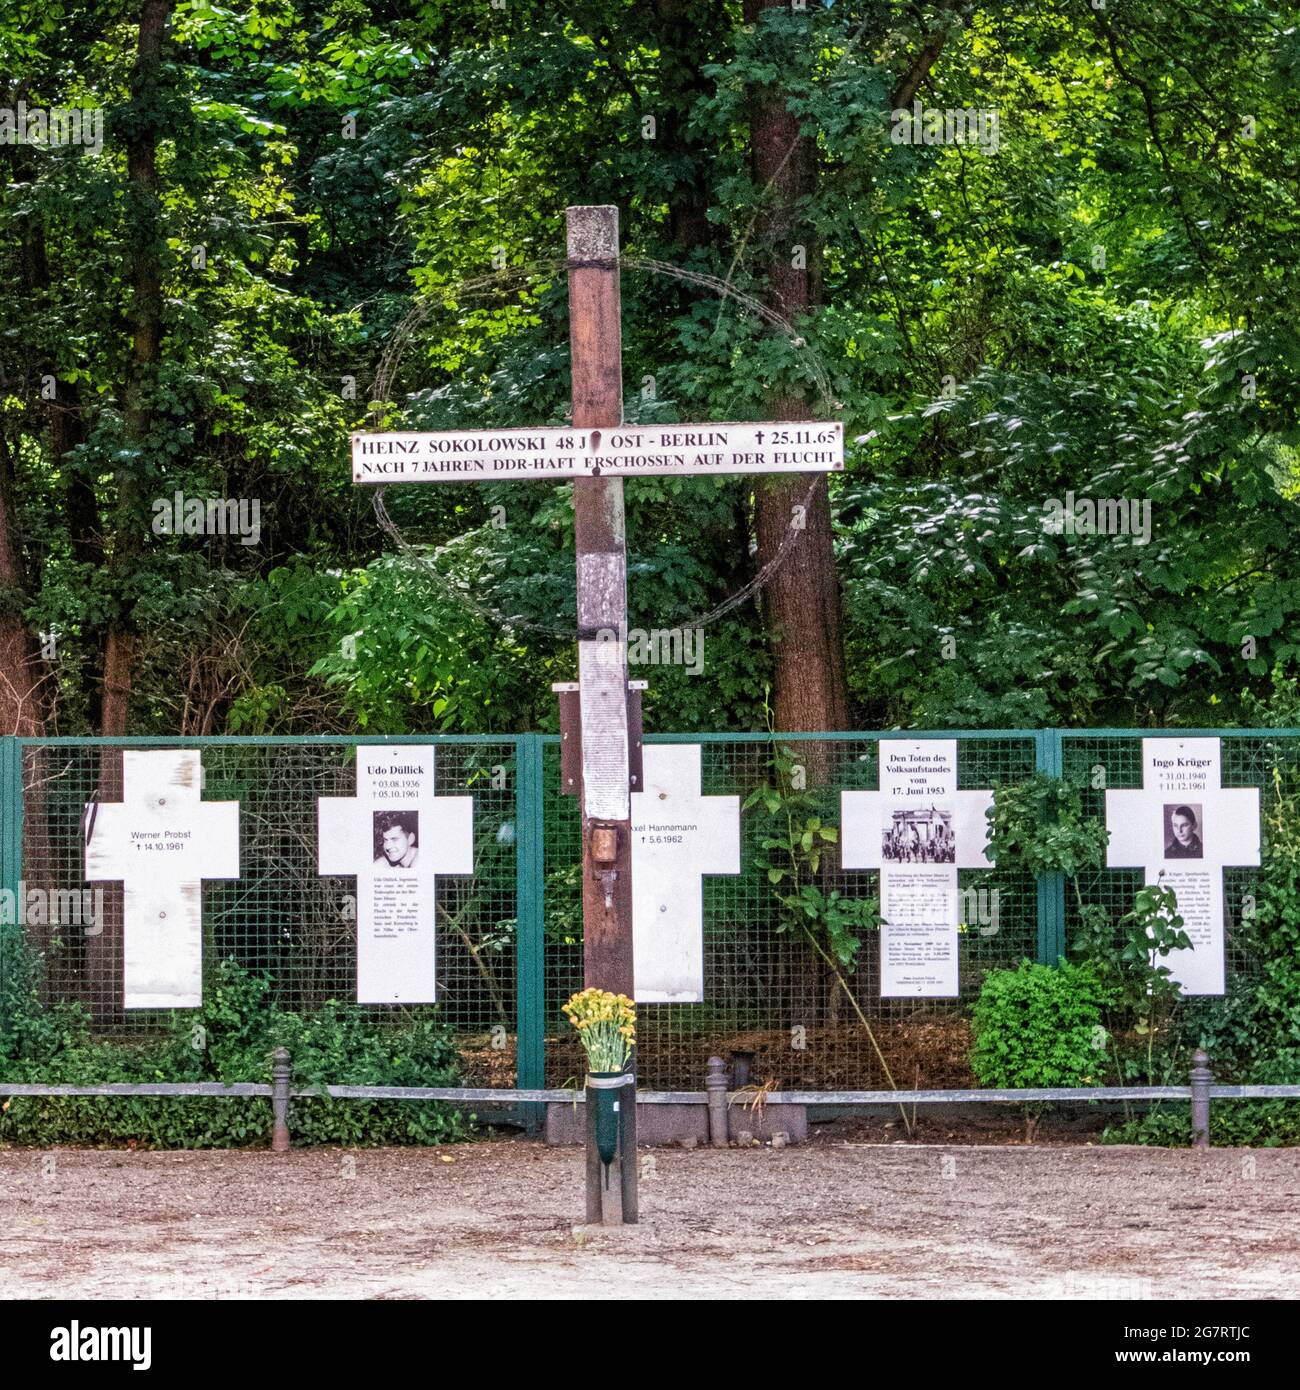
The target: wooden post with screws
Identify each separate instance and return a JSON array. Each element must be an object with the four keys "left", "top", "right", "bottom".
[{"left": 568, "top": 204, "right": 637, "bottom": 1225}]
